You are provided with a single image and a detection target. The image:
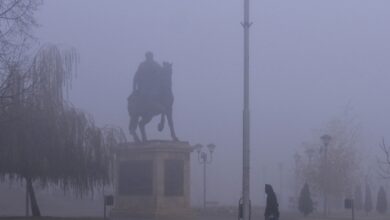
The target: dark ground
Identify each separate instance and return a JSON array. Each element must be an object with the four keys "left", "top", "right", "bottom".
[
  {"left": 0, "top": 210, "right": 389, "bottom": 220},
  {"left": 2, "top": 184, "right": 389, "bottom": 220}
]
